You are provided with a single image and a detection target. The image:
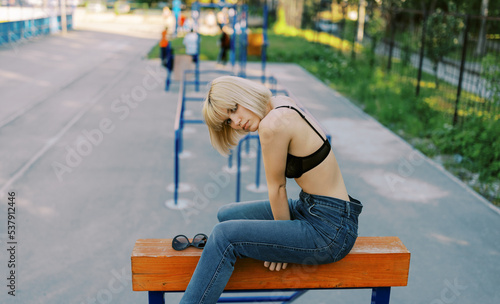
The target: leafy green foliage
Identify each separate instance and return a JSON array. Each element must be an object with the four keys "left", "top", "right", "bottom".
[
  {"left": 482, "top": 54, "right": 500, "bottom": 107},
  {"left": 432, "top": 118, "right": 500, "bottom": 183},
  {"left": 424, "top": 8, "right": 464, "bottom": 88},
  {"left": 261, "top": 33, "right": 499, "bottom": 202}
]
